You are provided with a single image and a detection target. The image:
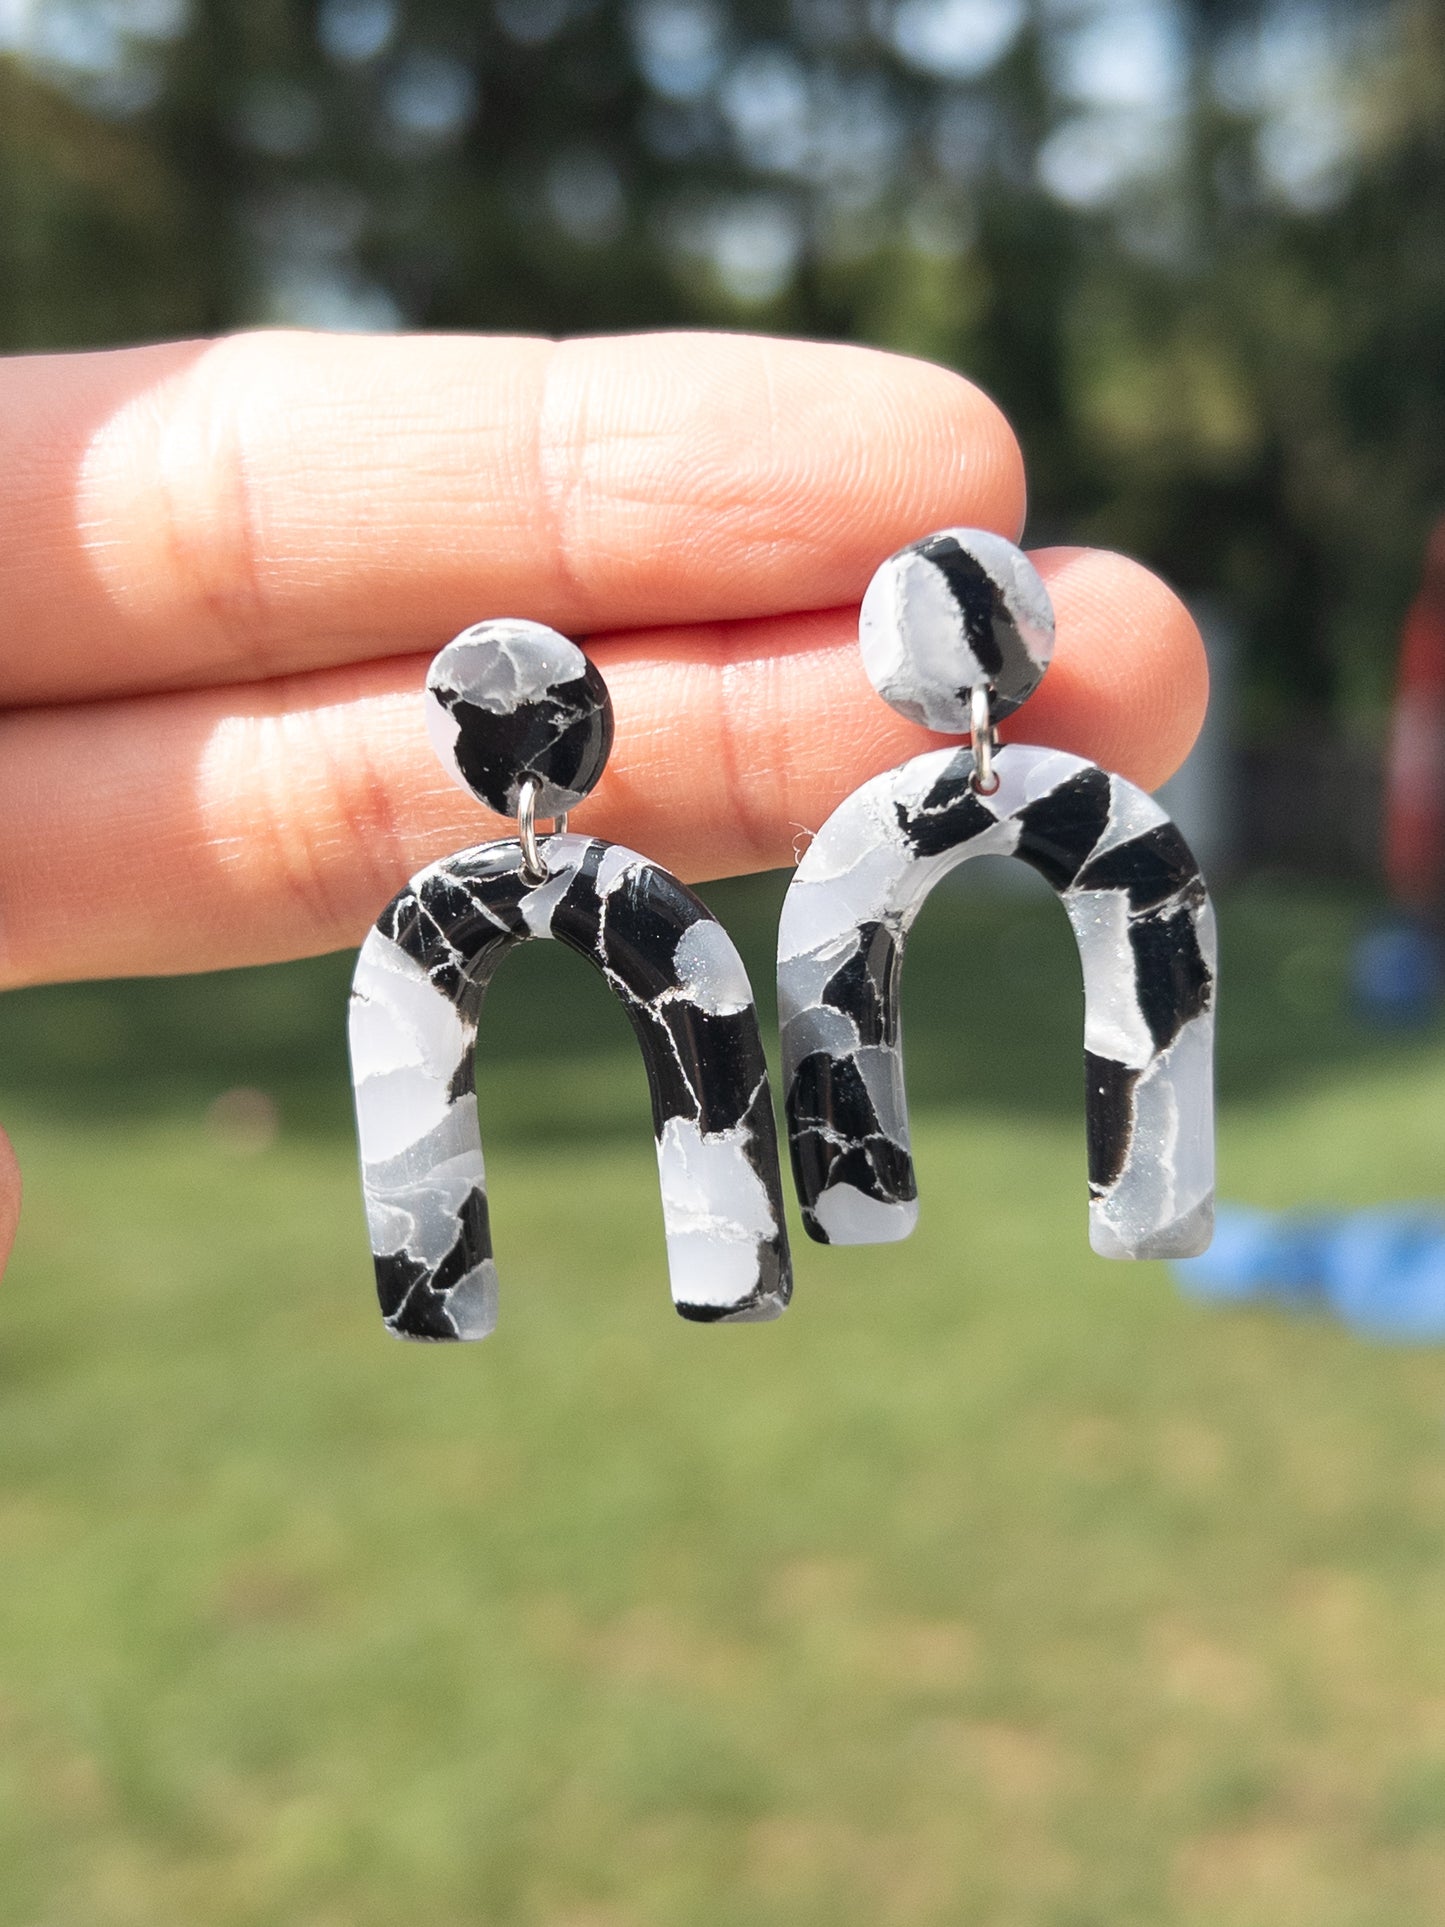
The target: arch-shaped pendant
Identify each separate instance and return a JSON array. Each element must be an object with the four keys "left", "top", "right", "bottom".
[
  {"left": 351, "top": 834, "right": 792, "bottom": 1339},
  {"left": 778, "top": 743, "right": 1216, "bottom": 1259}
]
